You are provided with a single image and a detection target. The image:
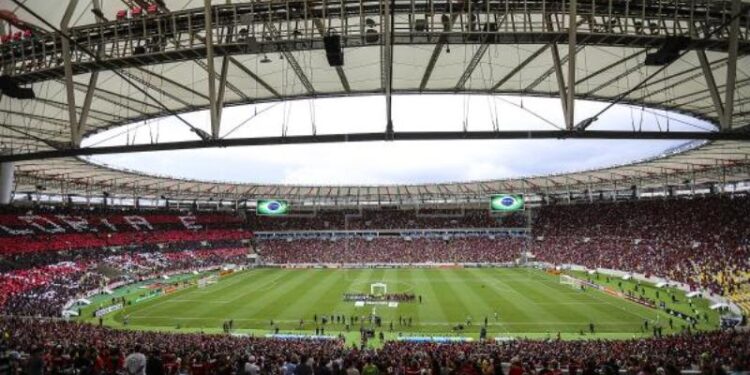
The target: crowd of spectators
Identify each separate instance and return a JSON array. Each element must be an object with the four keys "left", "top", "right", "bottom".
[
  {"left": 0, "top": 246, "right": 250, "bottom": 317},
  {"left": 530, "top": 195, "right": 750, "bottom": 296},
  {"left": 0, "top": 207, "right": 254, "bottom": 318},
  {"left": 254, "top": 195, "right": 749, "bottom": 296},
  {"left": 0, "top": 209, "right": 249, "bottom": 255},
  {"left": 0, "top": 238, "right": 248, "bottom": 272},
  {"left": 0, "top": 317, "right": 747, "bottom": 374},
  {"left": 248, "top": 209, "right": 526, "bottom": 231},
  {"left": 259, "top": 237, "right": 524, "bottom": 264}
]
